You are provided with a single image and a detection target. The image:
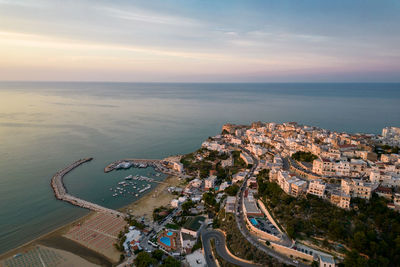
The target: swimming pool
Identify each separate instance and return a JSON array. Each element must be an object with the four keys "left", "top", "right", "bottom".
[
  {"left": 166, "top": 231, "right": 173, "bottom": 236},
  {"left": 160, "top": 237, "right": 171, "bottom": 247},
  {"left": 250, "top": 218, "right": 258, "bottom": 226}
]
